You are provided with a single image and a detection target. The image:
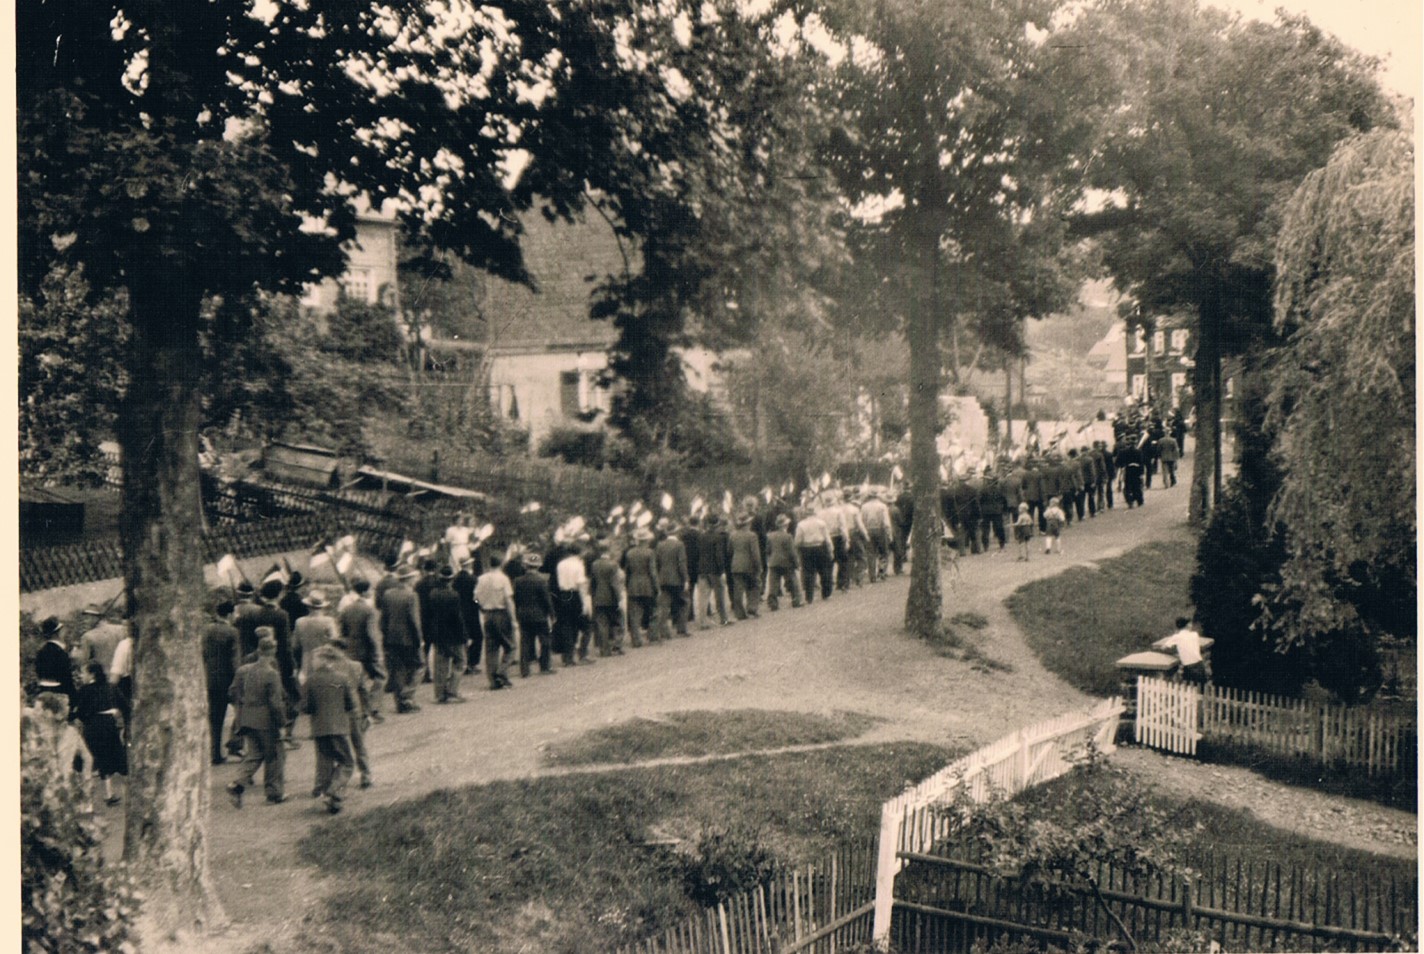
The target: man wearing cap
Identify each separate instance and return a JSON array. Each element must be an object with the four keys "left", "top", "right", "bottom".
[
  {"left": 202, "top": 601, "right": 242, "bottom": 765},
  {"left": 78, "top": 602, "right": 127, "bottom": 677},
  {"left": 338, "top": 578, "right": 387, "bottom": 724},
  {"left": 377, "top": 565, "right": 424, "bottom": 713},
  {"left": 304, "top": 643, "right": 357, "bottom": 814},
  {"left": 294, "top": 588, "right": 340, "bottom": 685},
  {"left": 728, "top": 513, "right": 763, "bottom": 620},
  {"left": 251, "top": 579, "right": 298, "bottom": 747},
  {"left": 226, "top": 630, "right": 288, "bottom": 807},
  {"left": 621, "top": 529, "right": 659, "bottom": 646},
  {"left": 414, "top": 559, "right": 441, "bottom": 684},
  {"left": 33, "top": 617, "right": 77, "bottom": 709},
  {"left": 513, "top": 551, "right": 556, "bottom": 675},
  {"left": 279, "top": 571, "right": 309, "bottom": 632},
  {"left": 554, "top": 542, "right": 594, "bottom": 664},
  {"left": 476, "top": 553, "right": 519, "bottom": 688},
  {"left": 654, "top": 521, "right": 690, "bottom": 639},
  {"left": 859, "top": 490, "right": 892, "bottom": 582},
  {"left": 764, "top": 513, "right": 803, "bottom": 610},
  {"left": 426, "top": 565, "right": 469, "bottom": 703}
]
